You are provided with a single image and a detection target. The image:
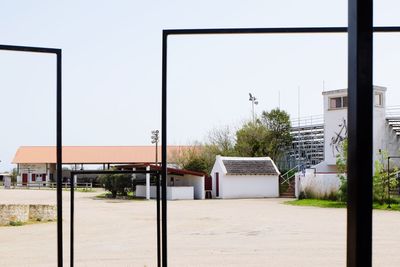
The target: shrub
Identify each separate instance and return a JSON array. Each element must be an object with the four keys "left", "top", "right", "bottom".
[
  {"left": 100, "top": 172, "right": 132, "bottom": 198},
  {"left": 337, "top": 175, "right": 347, "bottom": 202},
  {"left": 9, "top": 221, "right": 24, "bottom": 226}
]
